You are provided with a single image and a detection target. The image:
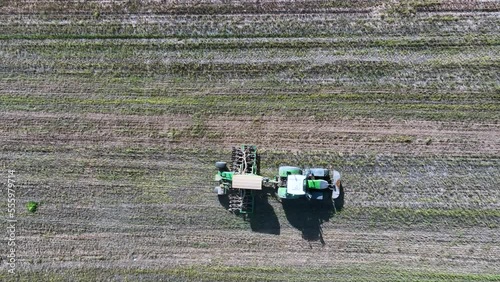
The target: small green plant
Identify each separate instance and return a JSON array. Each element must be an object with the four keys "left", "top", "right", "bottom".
[
  {"left": 27, "top": 201, "right": 39, "bottom": 213},
  {"left": 92, "top": 9, "right": 100, "bottom": 20}
]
